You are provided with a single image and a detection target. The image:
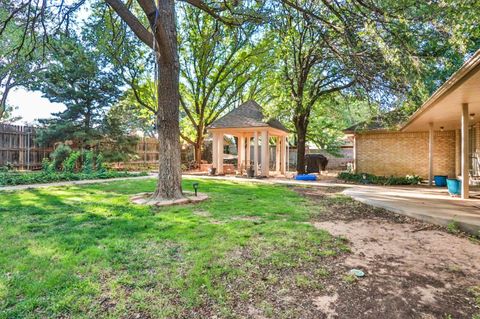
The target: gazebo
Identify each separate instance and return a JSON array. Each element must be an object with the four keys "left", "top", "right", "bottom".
[{"left": 207, "top": 100, "right": 289, "bottom": 177}]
